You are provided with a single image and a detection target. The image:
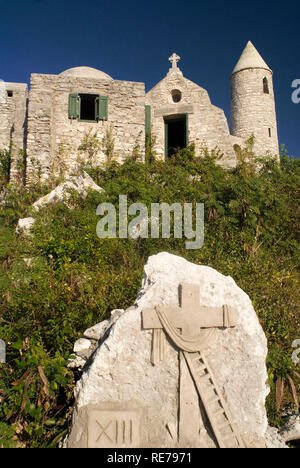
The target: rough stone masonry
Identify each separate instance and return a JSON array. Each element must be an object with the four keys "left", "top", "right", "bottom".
[
  {"left": 0, "top": 41, "right": 279, "bottom": 183},
  {"left": 65, "top": 252, "right": 272, "bottom": 448}
]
